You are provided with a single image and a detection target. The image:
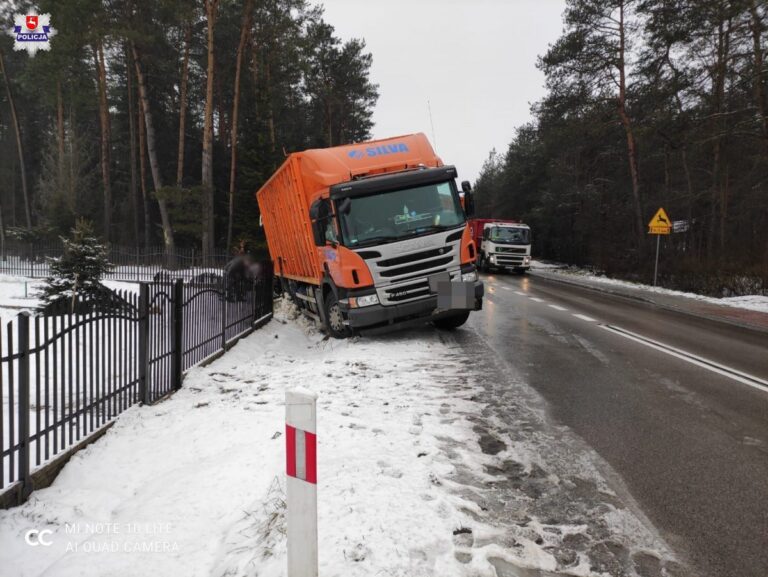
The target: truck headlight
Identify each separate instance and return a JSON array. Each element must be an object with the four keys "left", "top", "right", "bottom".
[
  {"left": 524, "top": 256, "right": 530, "bottom": 264},
  {"left": 349, "top": 294, "right": 379, "bottom": 308},
  {"left": 490, "top": 255, "right": 497, "bottom": 264},
  {"left": 461, "top": 270, "right": 478, "bottom": 282}
]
